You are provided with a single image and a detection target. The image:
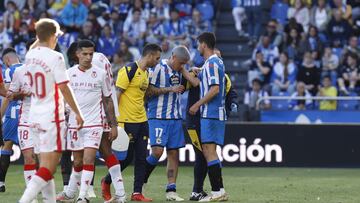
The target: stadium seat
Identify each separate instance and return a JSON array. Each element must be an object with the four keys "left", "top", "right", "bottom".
[
  {"left": 196, "top": 3, "right": 214, "bottom": 21},
  {"left": 337, "top": 92, "right": 358, "bottom": 110},
  {"left": 271, "top": 92, "right": 290, "bottom": 110}
]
